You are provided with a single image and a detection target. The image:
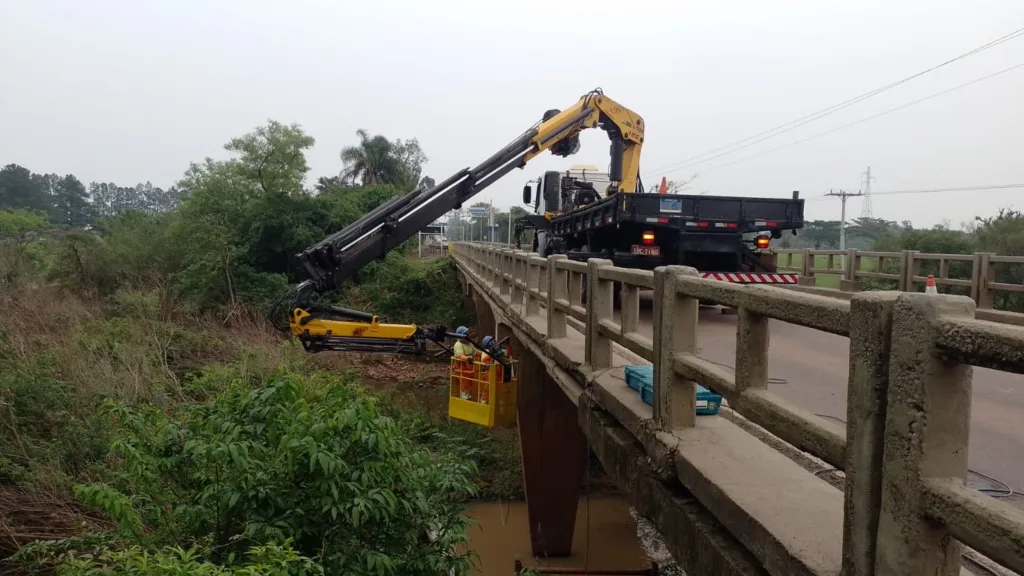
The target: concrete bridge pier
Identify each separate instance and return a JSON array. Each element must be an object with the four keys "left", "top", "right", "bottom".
[
  {"left": 513, "top": 339, "right": 588, "bottom": 557},
  {"left": 470, "top": 283, "right": 587, "bottom": 557}
]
